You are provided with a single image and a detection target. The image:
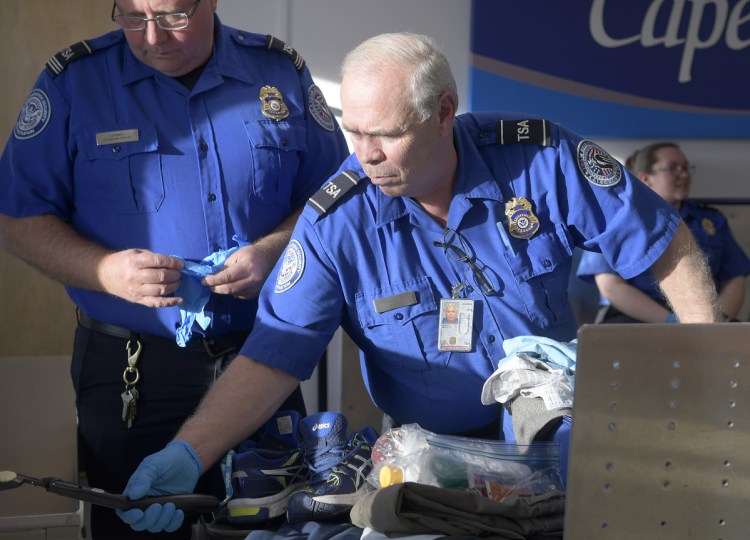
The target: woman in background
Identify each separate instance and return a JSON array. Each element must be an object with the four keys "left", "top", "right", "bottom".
[{"left": 577, "top": 142, "right": 750, "bottom": 323}]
